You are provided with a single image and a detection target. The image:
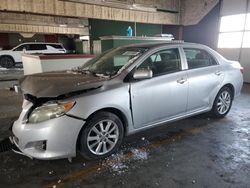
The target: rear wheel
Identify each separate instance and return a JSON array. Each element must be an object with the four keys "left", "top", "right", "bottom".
[
  {"left": 79, "top": 112, "right": 124, "bottom": 160},
  {"left": 211, "top": 86, "right": 233, "bottom": 118},
  {"left": 0, "top": 56, "right": 15, "bottom": 68}
]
